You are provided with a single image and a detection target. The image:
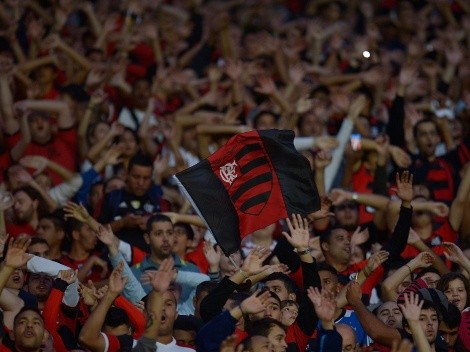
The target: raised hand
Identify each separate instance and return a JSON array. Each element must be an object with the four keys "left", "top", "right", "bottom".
[
  {"left": 364, "top": 250, "right": 389, "bottom": 275},
  {"left": 57, "top": 269, "right": 78, "bottom": 285},
  {"left": 398, "top": 293, "right": 423, "bottom": 322},
  {"left": 224, "top": 59, "right": 242, "bottom": 81},
  {"left": 307, "top": 286, "right": 336, "bottom": 324},
  {"left": 203, "top": 241, "right": 222, "bottom": 271},
  {"left": 308, "top": 196, "right": 334, "bottom": 221},
  {"left": 329, "top": 188, "right": 350, "bottom": 206},
  {"left": 219, "top": 334, "right": 243, "bottom": 352},
  {"left": 314, "top": 136, "right": 339, "bottom": 151},
  {"left": 351, "top": 227, "right": 369, "bottom": 248},
  {"left": 410, "top": 252, "right": 433, "bottom": 269},
  {"left": 263, "top": 263, "right": 291, "bottom": 276},
  {"left": 0, "top": 191, "right": 14, "bottom": 211},
  {"left": 254, "top": 76, "right": 277, "bottom": 96},
  {"left": 345, "top": 280, "right": 362, "bottom": 306},
  {"left": 314, "top": 150, "right": 333, "bottom": 170},
  {"left": 282, "top": 214, "right": 309, "bottom": 250},
  {"left": 96, "top": 224, "right": 119, "bottom": 249},
  {"left": 239, "top": 289, "right": 271, "bottom": 315},
  {"left": 86, "top": 255, "right": 109, "bottom": 279},
  {"left": 19, "top": 156, "right": 48, "bottom": 176},
  {"left": 95, "top": 285, "right": 108, "bottom": 300},
  {"left": 64, "top": 202, "right": 91, "bottom": 223},
  {"left": 347, "top": 95, "right": 367, "bottom": 120},
  {"left": 79, "top": 280, "right": 98, "bottom": 307},
  {"left": 442, "top": 242, "right": 468, "bottom": 266},
  {"left": 388, "top": 145, "right": 411, "bottom": 168},
  {"left": 108, "top": 261, "right": 128, "bottom": 296},
  {"left": 5, "top": 237, "right": 32, "bottom": 269},
  {"left": 148, "top": 257, "right": 175, "bottom": 293},
  {"left": 241, "top": 247, "right": 271, "bottom": 276},
  {"left": 407, "top": 228, "right": 421, "bottom": 246},
  {"left": 393, "top": 171, "right": 413, "bottom": 205},
  {"left": 428, "top": 202, "right": 449, "bottom": 217}
]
